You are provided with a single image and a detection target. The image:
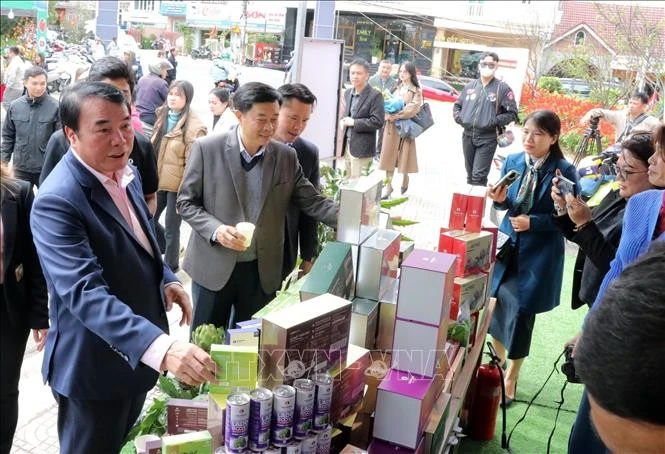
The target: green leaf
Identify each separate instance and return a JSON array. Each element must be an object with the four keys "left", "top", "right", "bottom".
[
  {"left": 158, "top": 375, "right": 181, "bottom": 398},
  {"left": 400, "top": 234, "right": 414, "bottom": 242},
  {"left": 391, "top": 219, "right": 419, "bottom": 226},
  {"left": 380, "top": 196, "right": 409, "bottom": 208}
]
